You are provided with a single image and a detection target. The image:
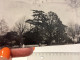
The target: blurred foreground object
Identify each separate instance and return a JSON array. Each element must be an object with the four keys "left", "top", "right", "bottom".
[{"left": 0, "top": 47, "right": 10, "bottom": 60}]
